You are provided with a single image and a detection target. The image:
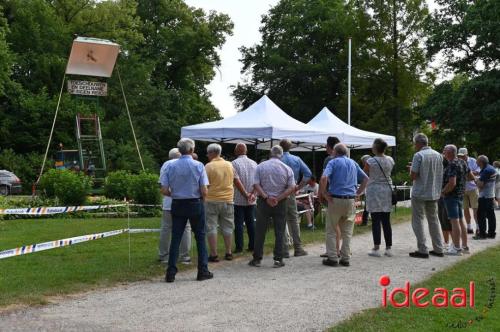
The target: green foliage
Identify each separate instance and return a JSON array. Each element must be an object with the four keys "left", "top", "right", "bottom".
[
  {"left": 426, "top": 0, "right": 500, "bottom": 74},
  {"left": 232, "top": 0, "right": 431, "bottom": 171},
  {"left": 420, "top": 70, "right": 500, "bottom": 159},
  {"left": 104, "top": 170, "right": 133, "bottom": 200},
  {"left": 0, "top": 148, "right": 44, "bottom": 193},
  {"left": 0, "top": 0, "right": 233, "bottom": 173},
  {"left": 39, "top": 169, "right": 92, "bottom": 205},
  {"left": 128, "top": 171, "right": 160, "bottom": 205}
]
